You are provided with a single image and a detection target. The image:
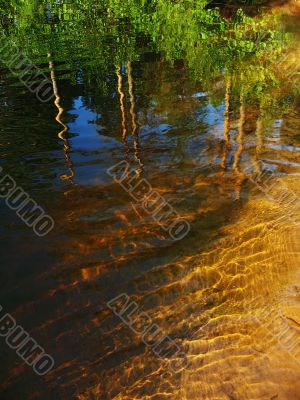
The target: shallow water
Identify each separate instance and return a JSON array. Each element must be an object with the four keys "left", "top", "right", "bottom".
[{"left": 0, "top": 2, "right": 300, "bottom": 399}]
